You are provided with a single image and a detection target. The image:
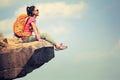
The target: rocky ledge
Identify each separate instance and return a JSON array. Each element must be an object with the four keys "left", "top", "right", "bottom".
[{"left": 0, "top": 38, "right": 54, "bottom": 80}]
